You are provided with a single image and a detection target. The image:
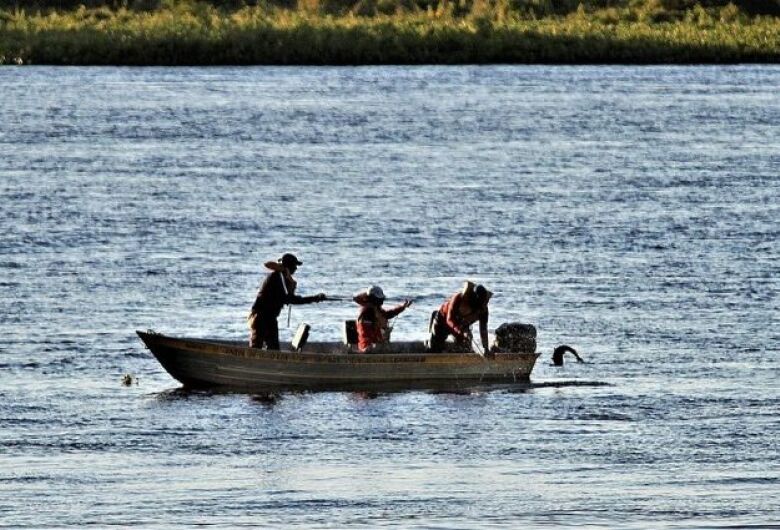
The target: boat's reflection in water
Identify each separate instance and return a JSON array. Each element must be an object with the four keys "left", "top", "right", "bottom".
[{"left": 150, "top": 379, "right": 611, "bottom": 406}]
